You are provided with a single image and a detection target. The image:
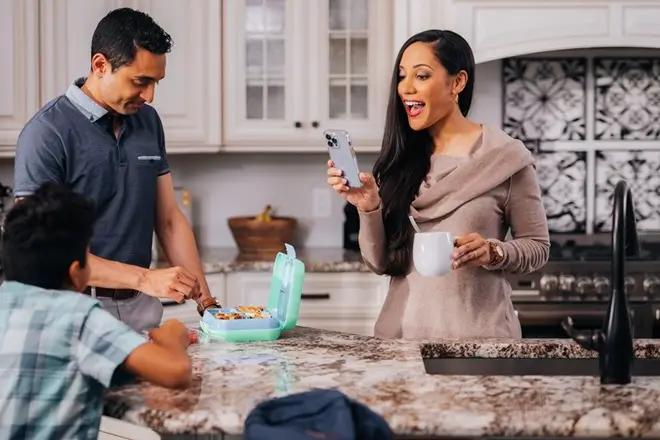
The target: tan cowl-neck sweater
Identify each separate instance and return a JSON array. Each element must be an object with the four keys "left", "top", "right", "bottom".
[{"left": 359, "top": 125, "right": 550, "bottom": 340}]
